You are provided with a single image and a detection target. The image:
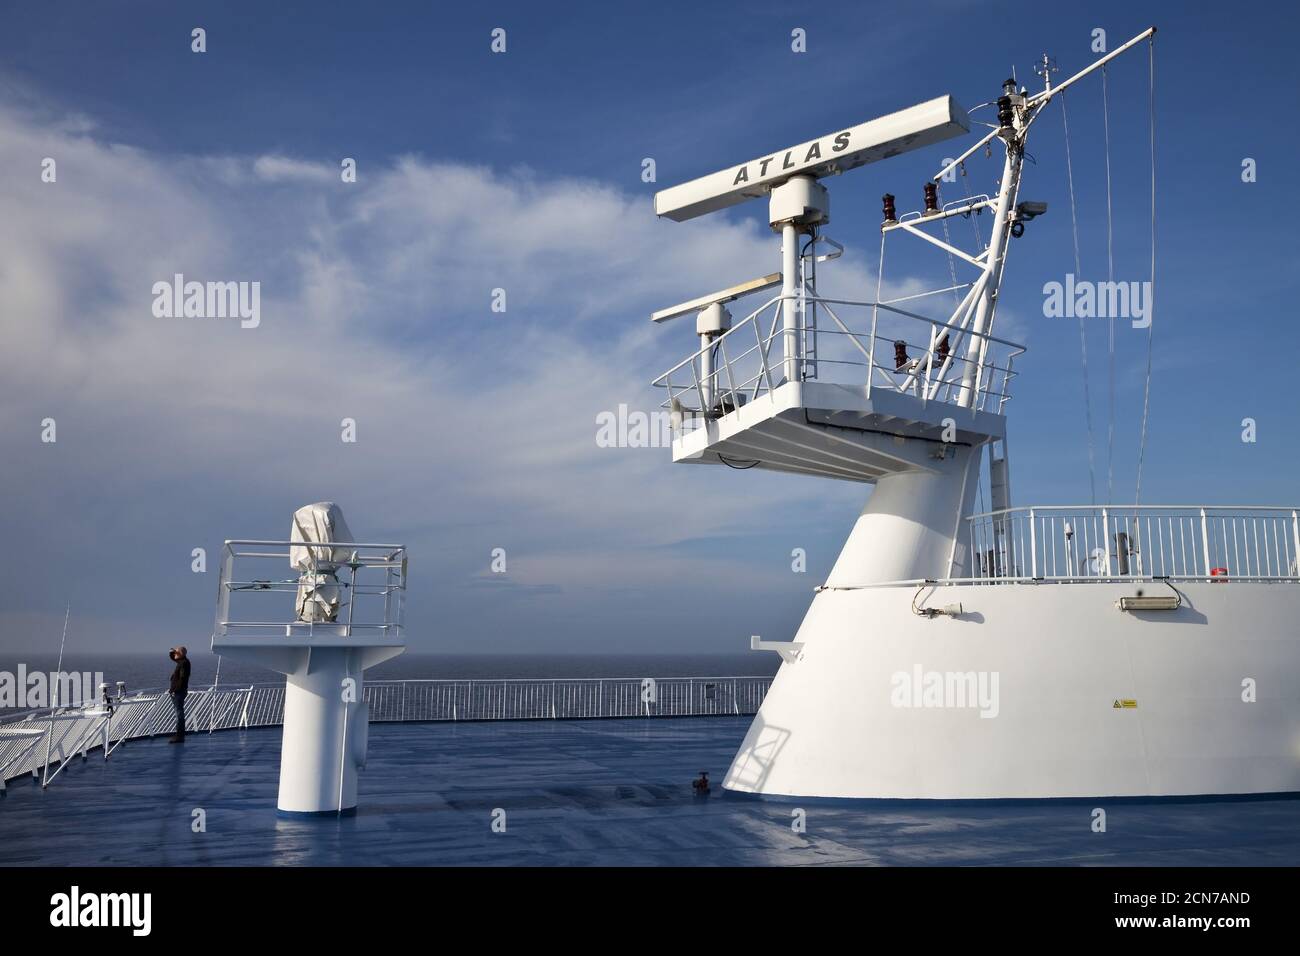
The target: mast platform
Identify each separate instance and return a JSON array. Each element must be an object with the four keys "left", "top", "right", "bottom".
[
  {"left": 672, "top": 378, "right": 1006, "bottom": 483},
  {"left": 654, "top": 293, "right": 1022, "bottom": 483}
]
